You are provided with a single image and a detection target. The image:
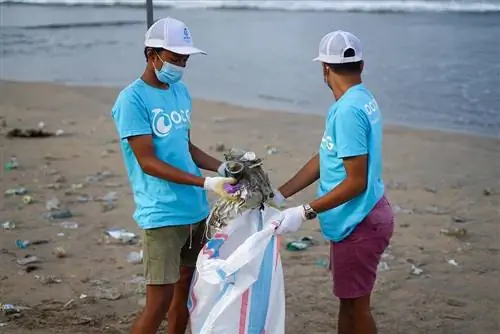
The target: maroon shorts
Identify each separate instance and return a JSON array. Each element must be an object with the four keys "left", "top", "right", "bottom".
[{"left": 330, "top": 196, "right": 394, "bottom": 299}]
